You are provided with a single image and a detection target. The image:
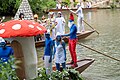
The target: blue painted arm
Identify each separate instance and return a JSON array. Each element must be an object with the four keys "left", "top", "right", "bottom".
[
  {"left": 49, "top": 40, "right": 54, "bottom": 62},
  {"left": 63, "top": 26, "right": 75, "bottom": 37},
  {"left": 62, "top": 41, "right": 66, "bottom": 60},
  {"left": 53, "top": 41, "right": 56, "bottom": 59}
]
